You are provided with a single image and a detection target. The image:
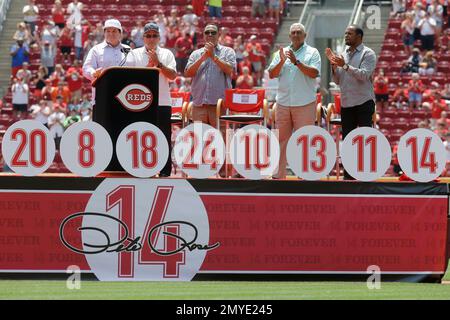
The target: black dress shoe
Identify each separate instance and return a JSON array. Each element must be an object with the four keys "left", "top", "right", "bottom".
[{"left": 343, "top": 174, "right": 356, "bottom": 181}]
